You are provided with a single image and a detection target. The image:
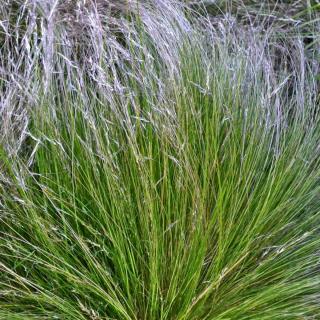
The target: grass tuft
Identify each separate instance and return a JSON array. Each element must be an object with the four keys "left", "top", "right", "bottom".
[{"left": 0, "top": 1, "right": 320, "bottom": 319}]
